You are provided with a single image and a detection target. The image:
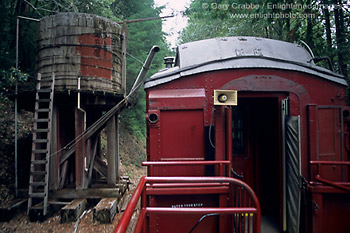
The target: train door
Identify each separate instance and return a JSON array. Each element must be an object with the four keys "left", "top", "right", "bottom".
[{"left": 231, "top": 96, "right": 284, "bottom": 232}]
